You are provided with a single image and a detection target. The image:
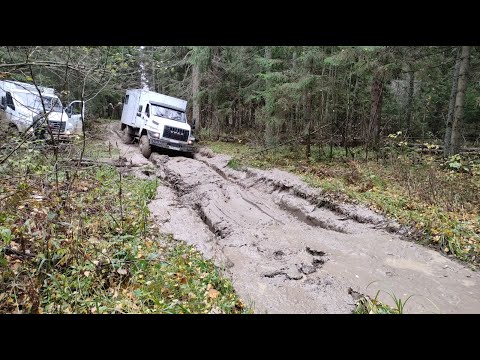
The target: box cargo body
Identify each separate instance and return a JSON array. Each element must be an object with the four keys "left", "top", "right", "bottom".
[{"left": 120, "top": 89, "right": 194, "bottom": 158}]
